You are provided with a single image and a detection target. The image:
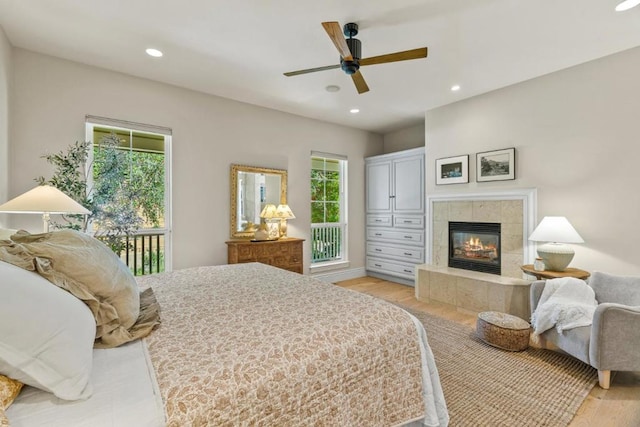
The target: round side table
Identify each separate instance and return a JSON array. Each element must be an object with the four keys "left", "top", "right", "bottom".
[{"left": 520, "top": 264, "right": 590, "bottom": 280}]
